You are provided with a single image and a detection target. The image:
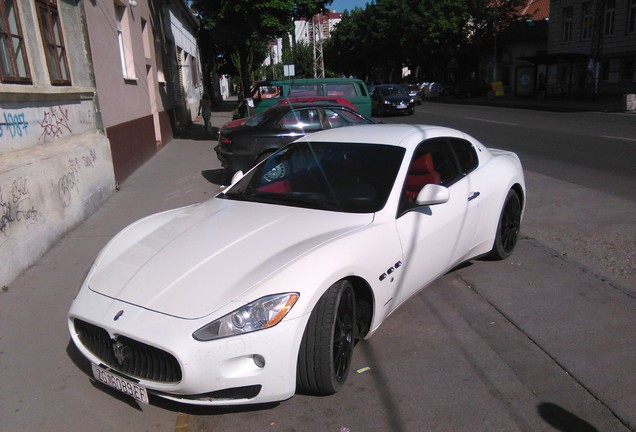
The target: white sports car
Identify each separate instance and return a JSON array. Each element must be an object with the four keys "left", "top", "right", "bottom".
[{"left": 68, "top": 124, "right": 525, "bottom": 406}]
